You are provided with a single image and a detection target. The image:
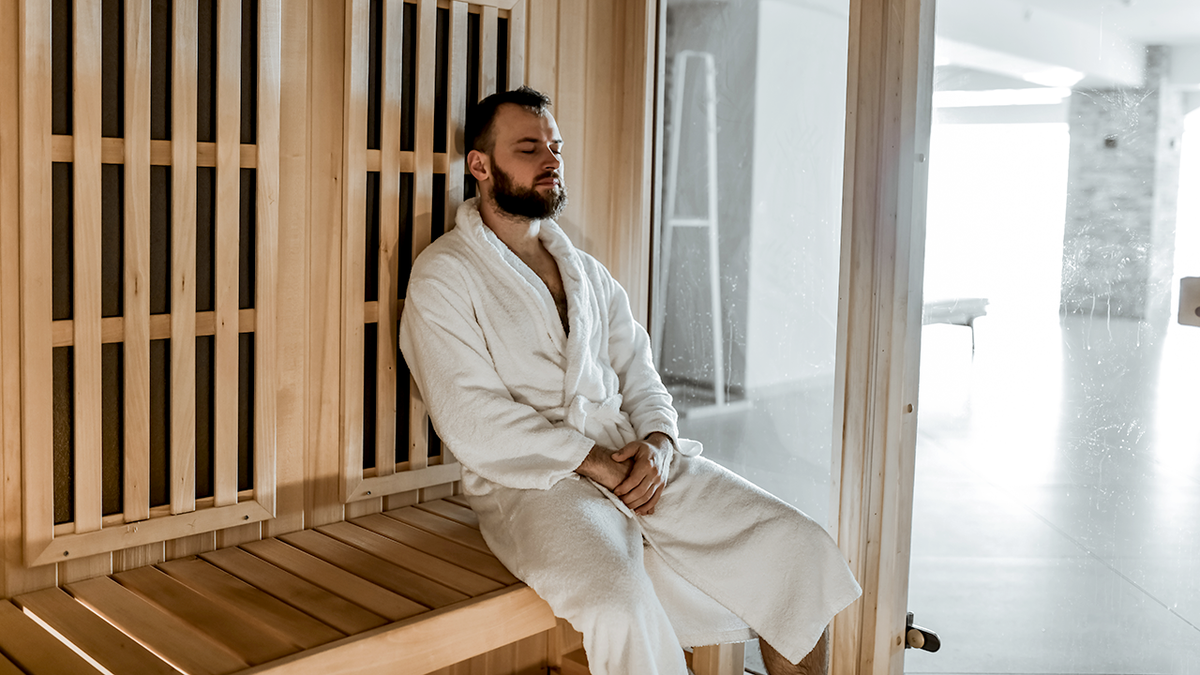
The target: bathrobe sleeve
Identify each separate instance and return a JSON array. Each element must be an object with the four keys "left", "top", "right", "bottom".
[
  {"left": 400, "top": 277, "right": 596, "bottom": 491},
  {"left": 601, "top": 268, "right": 680, "bottom": 443}
]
